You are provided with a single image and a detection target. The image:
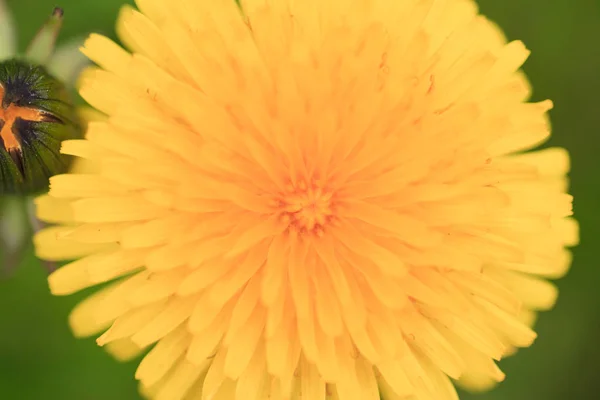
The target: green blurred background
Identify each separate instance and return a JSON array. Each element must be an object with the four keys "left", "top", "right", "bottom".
[{"left": 0, "top": 0, "right": 597, "bottom": 399}]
